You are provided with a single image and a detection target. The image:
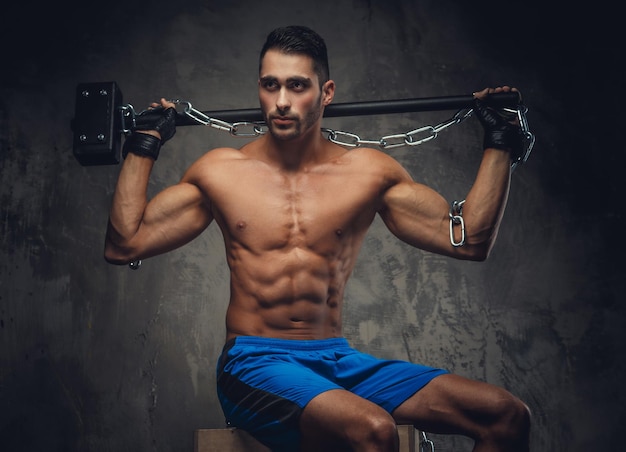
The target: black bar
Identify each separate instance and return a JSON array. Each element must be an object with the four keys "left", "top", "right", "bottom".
[
  {"left": 137, "top": 92, "right": 521, "bottom": 128},
  {"left": 324, "top": 92, "right": 519, "bottom": 117},
  {"left": 72, "top": 82, "right": 523, "bottom": 166}
]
